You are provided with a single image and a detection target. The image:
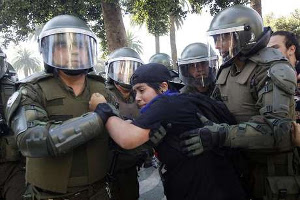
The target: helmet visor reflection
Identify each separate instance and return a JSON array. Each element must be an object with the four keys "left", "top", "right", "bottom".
[
  {"left": 108, "top": 60, "right": 142, "bottom": 85},
  {"left": 41, "top": 33, "right": 97, "bottom": 70},
  {"left": 208, "top": 32, "right": 240, "bottom": 66},
  {"left": 179, "top": 61, "right": 216, "bottom": 87}
]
